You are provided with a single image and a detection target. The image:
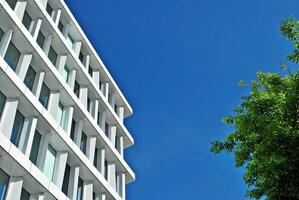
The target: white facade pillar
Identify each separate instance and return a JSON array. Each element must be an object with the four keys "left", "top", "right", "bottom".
[
  {"left": 51, "top": 9, "right": 62, "bottom": 26},
  {"left": 99, "top": 111, "right": 106, "bottom": 131},
  {"left": 68, "top": 69, "right": 76, "bottom": 89},
  {"left": 18, "top": 117, "right": 38, "bottom": 157},
  {"left": 14, "top": 1, "right": 27, "bottom": 20},
  {"left": 67, "top": 166, "right": 80, "bottom": 200},
  {"left": 52, "top": 151, "right": 68, "bottom": 189},
  {"left": 117, "top": 173, "right": 126, "bottom": 199},
  {"left": 117, "top": 106, "right": 125, "bottom": 123},
  {"left": 73, "top": 120, "right": 83, "bottom": 146},
  {"left": 116, "top": 136, "right": 124, "bottom": 157},
  {"left": 107, "top": 163, "right": 116, "bottom": 190},
  {"left": 56, "top": 54, "right": 67, "bottom": 74},
  {"left": 15, "top": 53, "right": 33, "bottom": 80},
  {"left": 0, "top": 99, "right": 18, "bottom": 139},
  {"left": 32, "top": 71, "right": 45, "bottom": 98},
  {"left": 73, "top": 41, "right": 82, "bottom": 56},
  {"left": 39, "top": 0, "right": 48, "bottom": 9},
  {"left": 42, "top": 35, "right": 52, "bottom": 56},
  {"left": 108, "top": 126, "right": 117, "bottom": 146},
  {"left": 96, "top": 148, "right": 105, "bottom": 176},
  {"left": 83, "top": 55, "right": 90, "bottom": 69},
  {"left": 62, "top": 23, "right": 71, "bottom": 38},
  {"left": 109, "top": 92, "right": 116, "bottom": 110},
  {"left": 89, "top": 99, "right": 98, "bottom": 121},
  {"left": 65, "top": 106, "right": 74, "bottom": 136},
  {"left": 86, "top": 136, "right": 96, "bottom": 163},
  {"left": 29, "top": 18, "right": 42, "bottom": 40},
  {"left": 92, "top": 70, "right": 100, "bottom": 88},
  {"left": 47, "top": 91, "right": 60, "bottom": 118},
  {"left": 29, "top": 193, "right": 44, "bottom": 200},
  {"left": 94, "top": 193, "right": 106, "bottom": 200},
  {"left": 104, "top": 82, "right": 109, "bottom": 99},
  {"left": 82, "top": 181, "right": 93, "bottom": 200},
  {"left": 0, "top": 29, "right": 12, "bottom": 57},
  {"left": 79, "top": 86, "right": 88, "bottom": 108},
  {"left": 36, "top": 133, "right": 50, "bottom": 170},
  {"left": 4, "top": 177, "right": 23, "bottom": 200}
]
